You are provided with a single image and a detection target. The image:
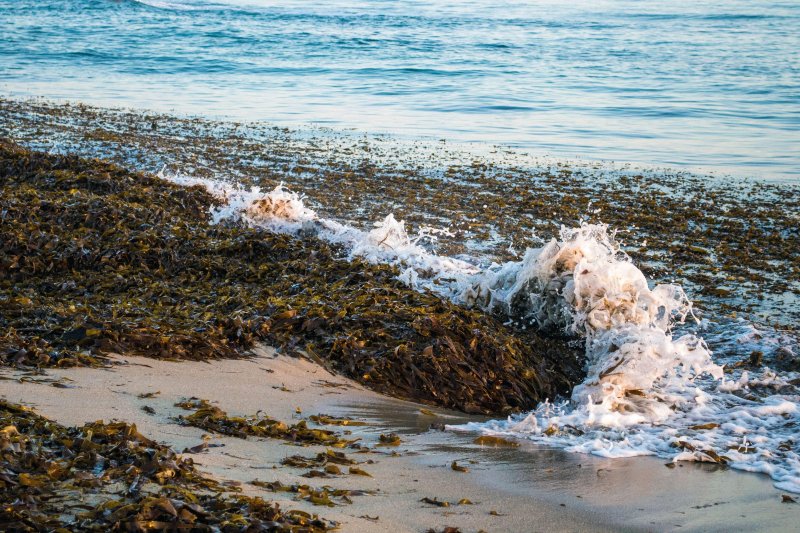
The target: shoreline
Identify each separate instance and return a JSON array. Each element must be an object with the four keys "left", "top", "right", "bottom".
[
  {"left": 5, "top": 93, "right": 788, "bottom": 184},
  {"left": 0, "top": 100, "right": 797, "bottom": 531},
  {"left": 2, "top": 350, "right": 796, "bottom": 532},
  {"left": 2, "top": 96, "right": 798, "bottom": 337}
]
